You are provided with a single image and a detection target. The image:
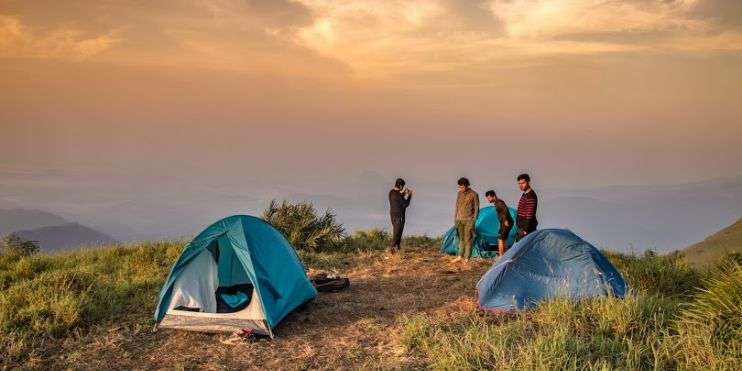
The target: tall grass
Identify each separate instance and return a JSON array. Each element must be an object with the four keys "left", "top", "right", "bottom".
[
  {"left": 401, "top": 254, "right": 742, "bottom": 370},
  {"left": 402, "top": 294, "right": 680, "bottom": 370},
  {"left": 2, "top": 237, "right": 739, "bottom": 370},
  {"left": 0, "top": 241, "right": 183, "bottom": 364},
  {"left": 671, "top": 261, "right": 742, "bottom": 369}
]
